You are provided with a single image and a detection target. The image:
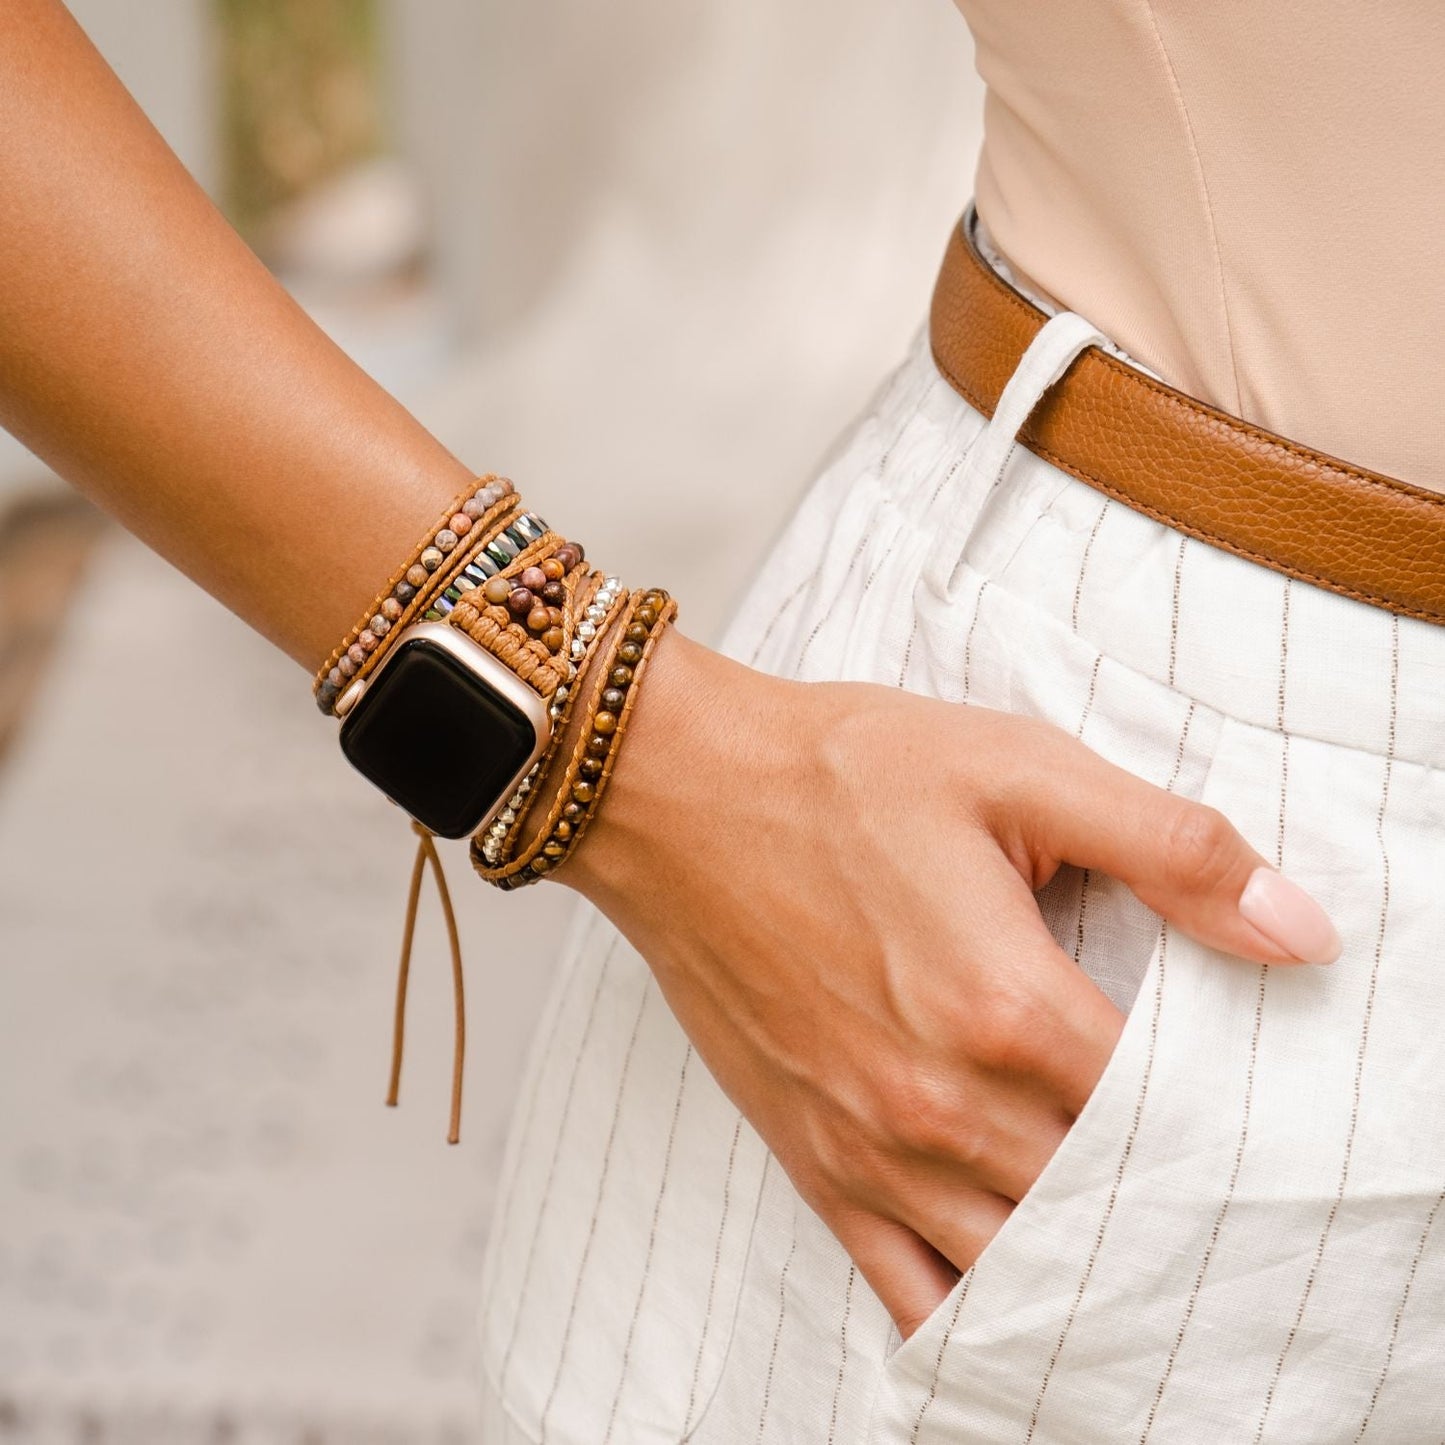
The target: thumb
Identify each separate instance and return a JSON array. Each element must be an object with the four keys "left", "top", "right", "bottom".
[{"left": 1013, "top": 735, "right": 1342, "bottom": 966}]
